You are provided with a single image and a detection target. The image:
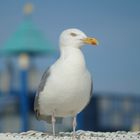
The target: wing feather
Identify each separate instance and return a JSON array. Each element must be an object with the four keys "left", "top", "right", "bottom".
[
  {"left": 34, "top": 68, "right": 50, "bottom": 120},
  {"left": 34, "top": 68, "right": 62, "bottom": 123}
]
